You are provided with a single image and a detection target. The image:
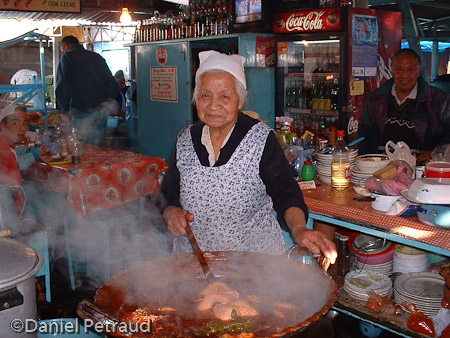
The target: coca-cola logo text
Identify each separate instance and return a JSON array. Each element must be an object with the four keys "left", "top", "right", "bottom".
[{"left": 286, "top": 12, "right": 324, "bottom": 32}]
